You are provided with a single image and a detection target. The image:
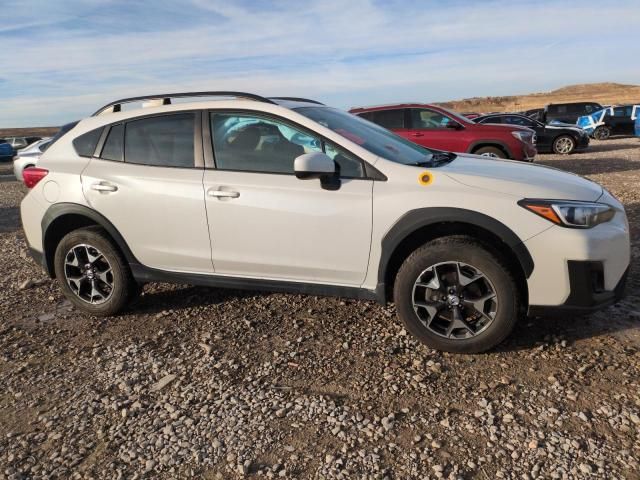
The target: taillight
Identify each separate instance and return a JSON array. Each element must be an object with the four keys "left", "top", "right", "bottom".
[{"left": 23, "top": 167, "right": 49, "bottom": 188}]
